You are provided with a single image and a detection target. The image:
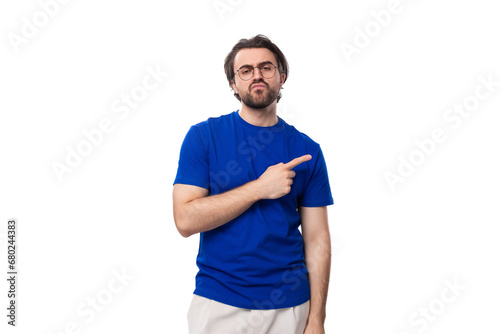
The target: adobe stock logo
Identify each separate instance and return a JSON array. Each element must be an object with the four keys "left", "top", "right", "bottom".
[
  {"left": 7, "top": 0, "right": 72, "bottom": 54},
  {"left": 207, "top": 124, "right": 285, "bottom": 194},
  {"left": 397, "top": 278, "right": 466, "bottom": 334},
  {"left": 47, "top": 267, "right": 134, "bottom": 334},
  {"left": 384, "top": 74, "right": 499, "bottom": 191},
  {"left": 212, "top": 0, "right": 244, "bottom": 20},
  {"left": 244, "top": 237, "right": 337, "bottom": 333},
  {"left": 51, "top": 64, "right": 168, "bottom": 182},
  {"left": 339, "top": 0, "right": 417, "bottom": 63}
]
